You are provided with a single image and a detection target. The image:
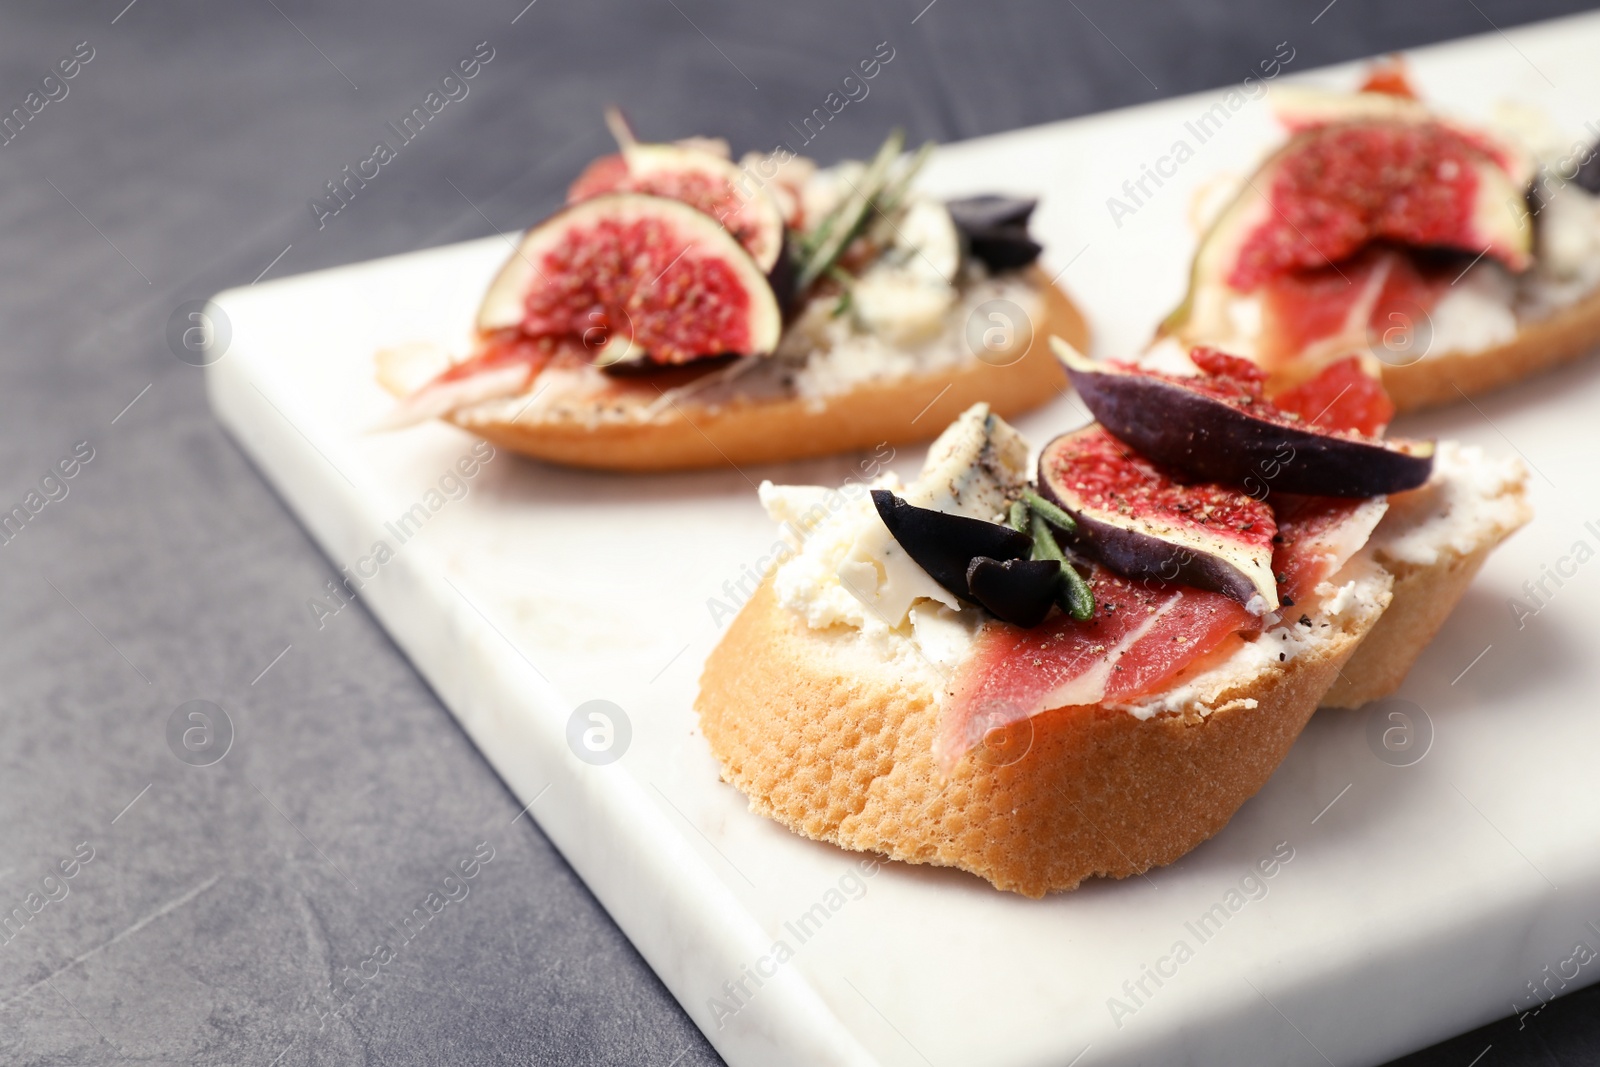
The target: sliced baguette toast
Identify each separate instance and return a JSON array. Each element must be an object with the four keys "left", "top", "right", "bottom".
[
  {"left": 377, "top": 266, "right": 1086, "bottom": 472},
  {"left": 695, "top": 446, "right": 1529, "bottom": 896},
  {"left": 1378, "top": 284, "right": 1600, "bottom": 411}
]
